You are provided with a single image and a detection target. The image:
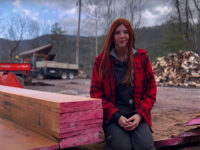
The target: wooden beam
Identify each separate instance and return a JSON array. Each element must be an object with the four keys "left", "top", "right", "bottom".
[
  {"left": 154, "top": 127, "right": 200, "bottom": 148},
  {"left": 185, "top": 117, "right": 200, "bottom": 126},
  {"left": 0, "top": 117, "right": 59, "bottom": 150},
  {"left": 0, "top": 85, "right": 103, "bottom": 149}
]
